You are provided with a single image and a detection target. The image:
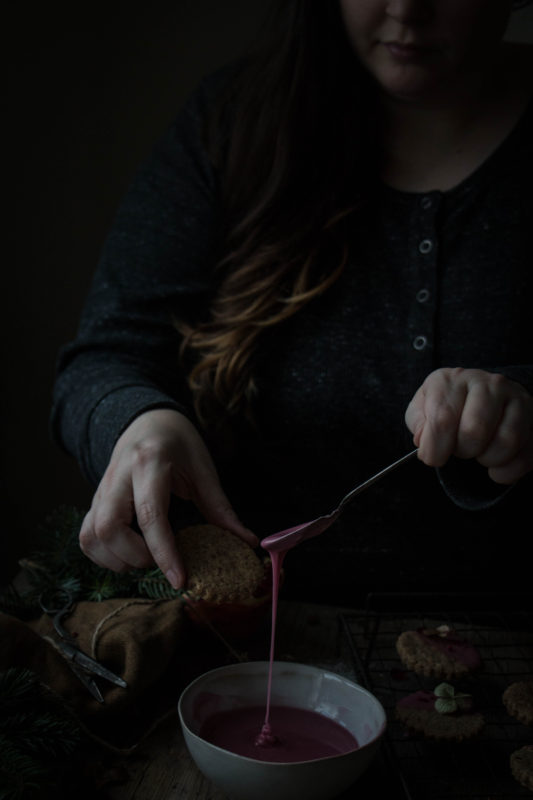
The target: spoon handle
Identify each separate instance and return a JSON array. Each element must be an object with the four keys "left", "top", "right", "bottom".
[
  {"left": 261, "top": 448, "right": 419, "bottom": 552},
  {"left": 337, "top": 449, "right": 418, "bottom": 512}
]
